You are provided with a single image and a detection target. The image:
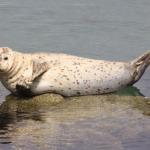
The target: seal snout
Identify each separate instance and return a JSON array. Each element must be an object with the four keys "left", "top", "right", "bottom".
[{"left": 131, "top": 50, "right": 150, "bottom": 84}]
